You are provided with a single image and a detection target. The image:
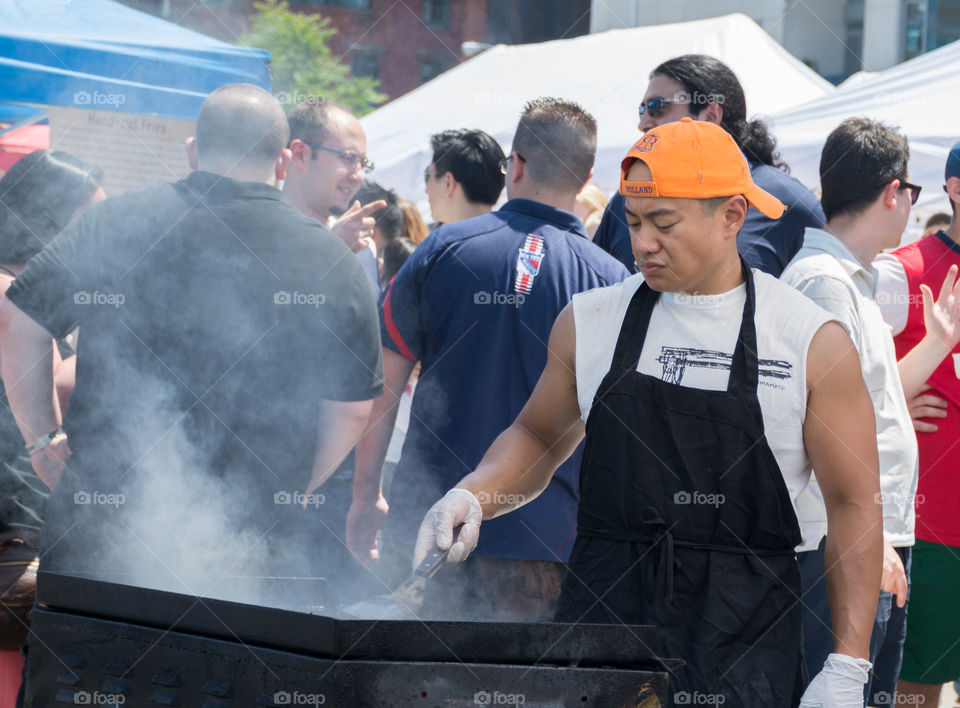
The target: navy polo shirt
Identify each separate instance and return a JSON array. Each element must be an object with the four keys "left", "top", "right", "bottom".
[
  {"left": 594, "top": 162, "right": 825, "bottom": 277},
  {"left": 381, "top": 198, "right": 629, "bottom": 562}
]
